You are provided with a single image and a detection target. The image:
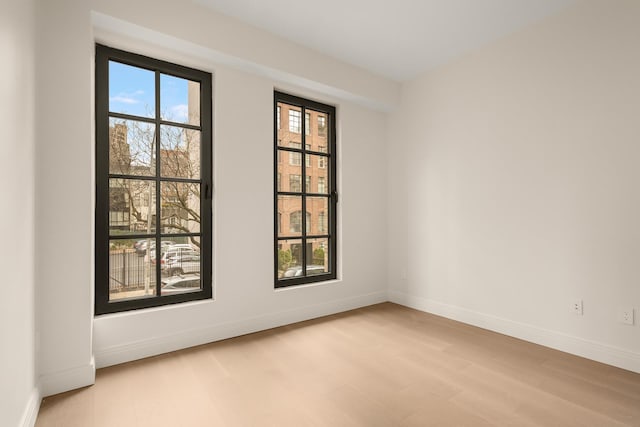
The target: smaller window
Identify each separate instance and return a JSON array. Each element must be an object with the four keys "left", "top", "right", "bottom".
[
  {"left": 289, "top": 174, "right": 302, "bottom": 192},
  {"left": 290, "top": 211, "right": 302, "bottom": 233},
  {"left": 289, "top": 110, "right": 301, "bottom": 133},
  {"left": 289, "top": 152, "right": 301, "bottom": 166},
  {"left": 274, "top": 92, "right": 336, "bottom": 288},
  {"left": 318, "top": 116, "right": 327, "bottom": 137},
  {"left": 277, "top": 106, "right": 281, "bottom": 130},
  {"left": 318, "top": 211, "right": 326, "bottom": 233}
]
